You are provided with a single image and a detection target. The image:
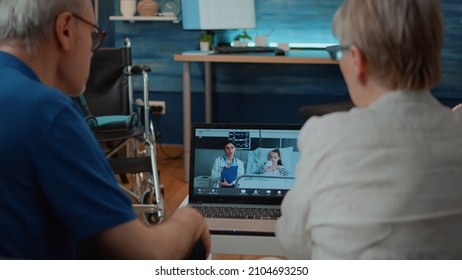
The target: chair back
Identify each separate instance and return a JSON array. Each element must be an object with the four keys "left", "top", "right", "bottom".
[{"left": 83, "top": 46, "right": 132, "bottom": 116}]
